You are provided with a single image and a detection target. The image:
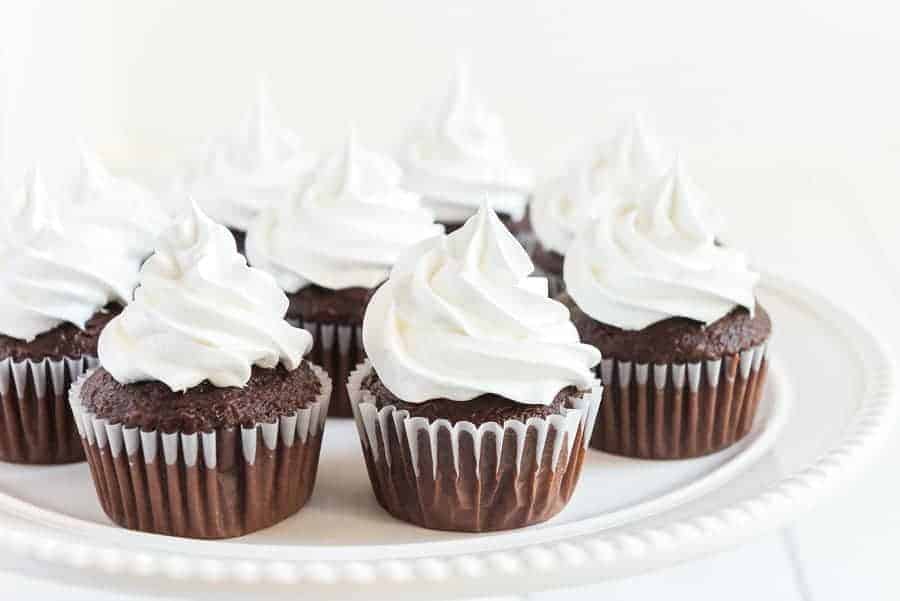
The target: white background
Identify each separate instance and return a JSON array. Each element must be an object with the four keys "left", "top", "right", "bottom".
[{"left": 1, "top": 1, "right": 899, "bottom": 599}]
